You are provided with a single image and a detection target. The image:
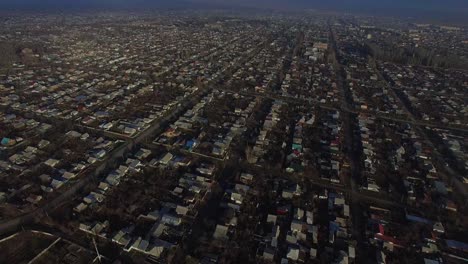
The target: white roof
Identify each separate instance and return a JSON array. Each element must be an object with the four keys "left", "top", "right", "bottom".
[
  {"left": 286, "top": 247, "right": 299, "bottom": 261},
  {"left": 213, "top": 224, "right": 228, "bottom": 239}
]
